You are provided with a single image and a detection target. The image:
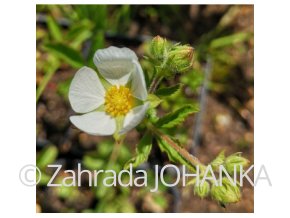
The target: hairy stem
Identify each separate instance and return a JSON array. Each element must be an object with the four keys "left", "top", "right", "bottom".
[
  {"left": 149, "top": 75, "right": 164, "bottom": 94},
  {"left": 150, "top": 125, "right": 204, "bottom": 171}
]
